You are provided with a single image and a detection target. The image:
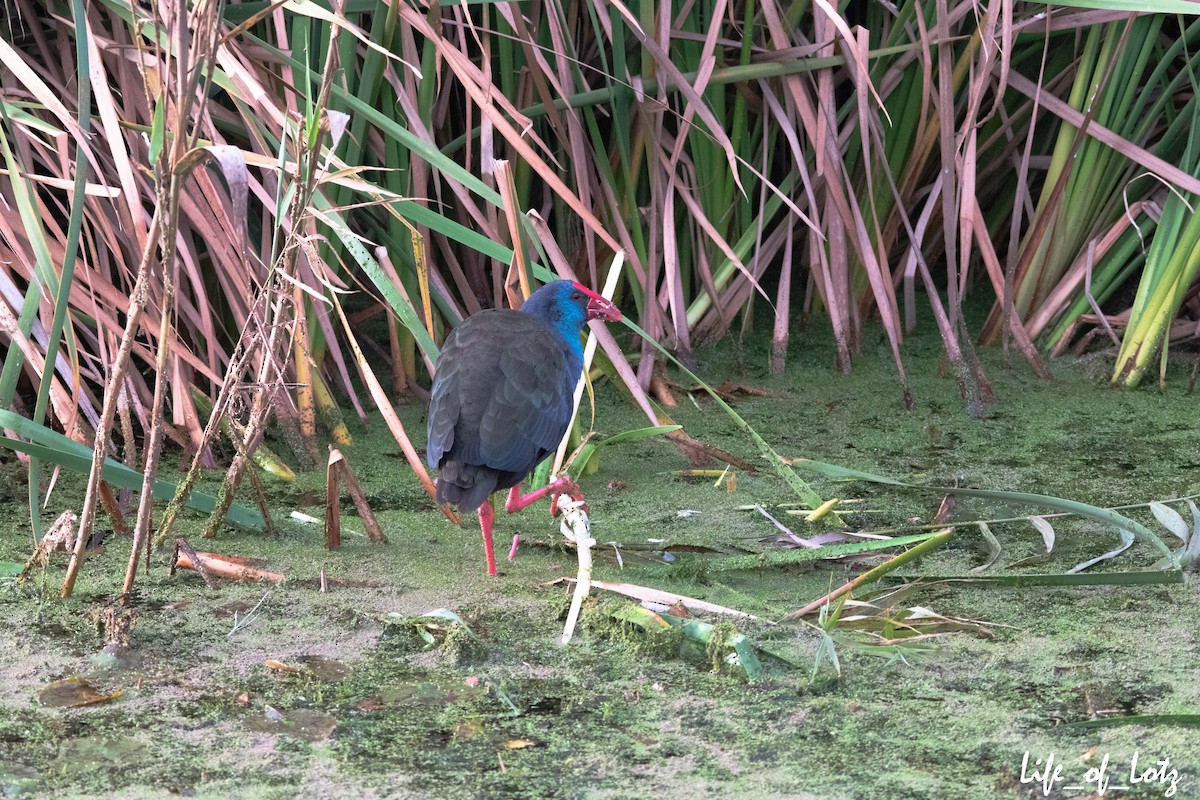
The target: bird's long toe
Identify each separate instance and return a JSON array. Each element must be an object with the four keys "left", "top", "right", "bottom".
[{"left": 550, "top": 478, "right": 588, "bottom": 516}]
